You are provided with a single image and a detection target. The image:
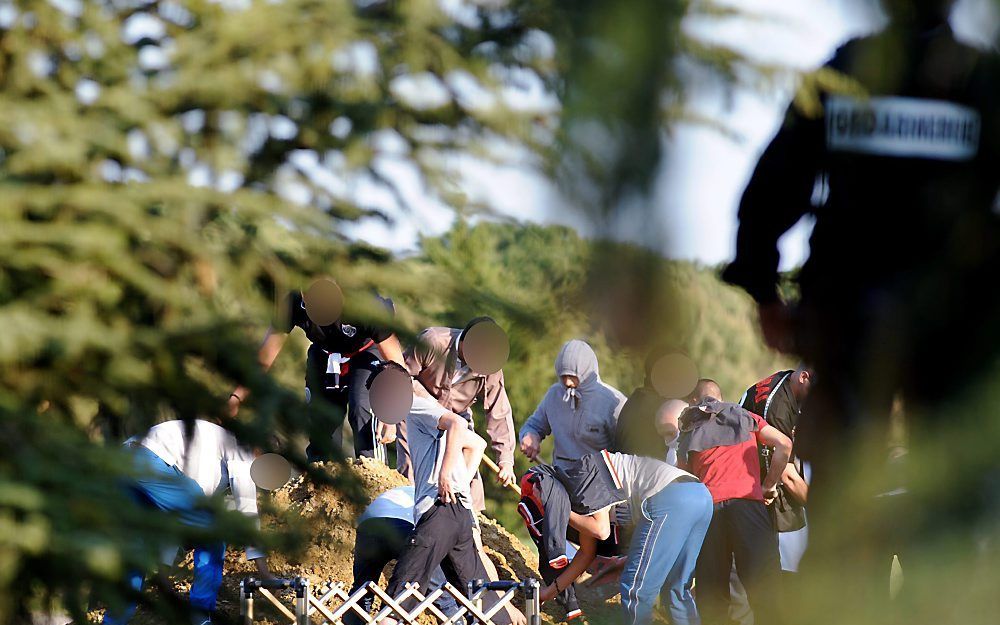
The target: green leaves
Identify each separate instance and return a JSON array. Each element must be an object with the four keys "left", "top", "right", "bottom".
[{"left": 0, "top": 0, "right": 554, "bottom": 620}]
